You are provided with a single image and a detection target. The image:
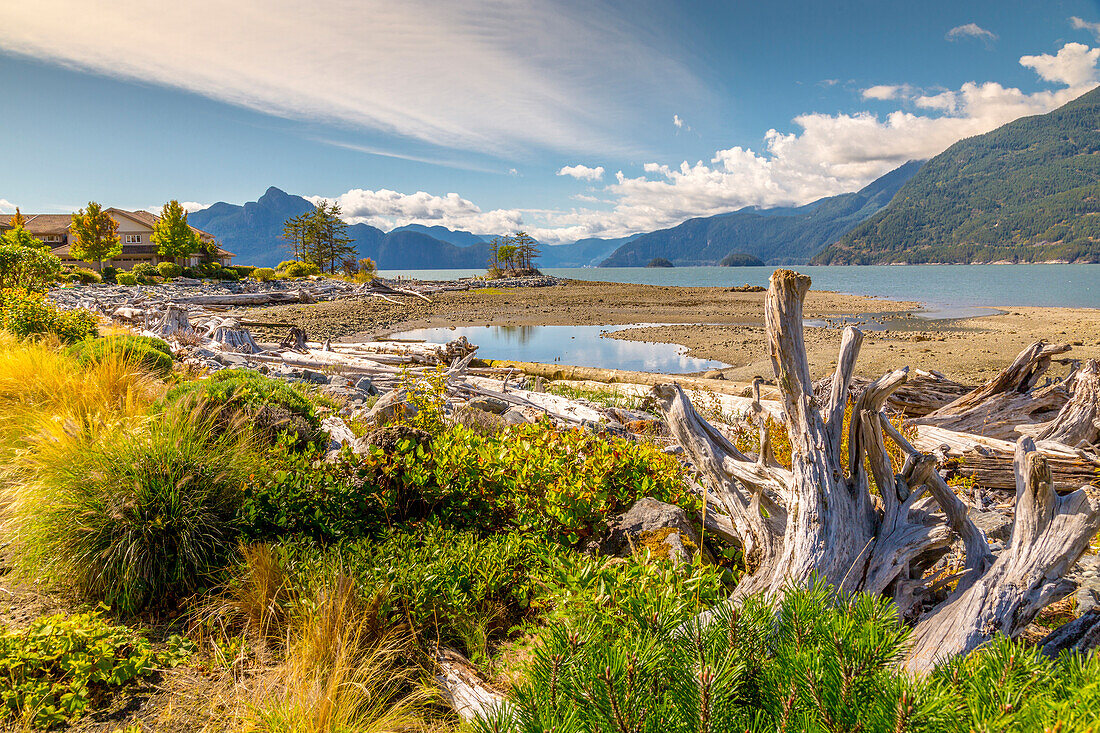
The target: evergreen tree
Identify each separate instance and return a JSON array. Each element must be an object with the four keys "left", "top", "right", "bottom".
[
  {"left": 10, "top": 208, "right": 26, "bottom": 228},
  {"left": 151, "top": 200, "right": 201, "bottom": 262},
  {"left": 69, "top": 202, "right": 121, "bottom": 271},
  {"left": 512, "top": 231, "right": 540, "bottom": 270},
  {"left": 283, "top": 202, "right": 355, "bottom": 274},
  {"left": 281, "top": 211, "right": 309, "bottom": 261}
]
